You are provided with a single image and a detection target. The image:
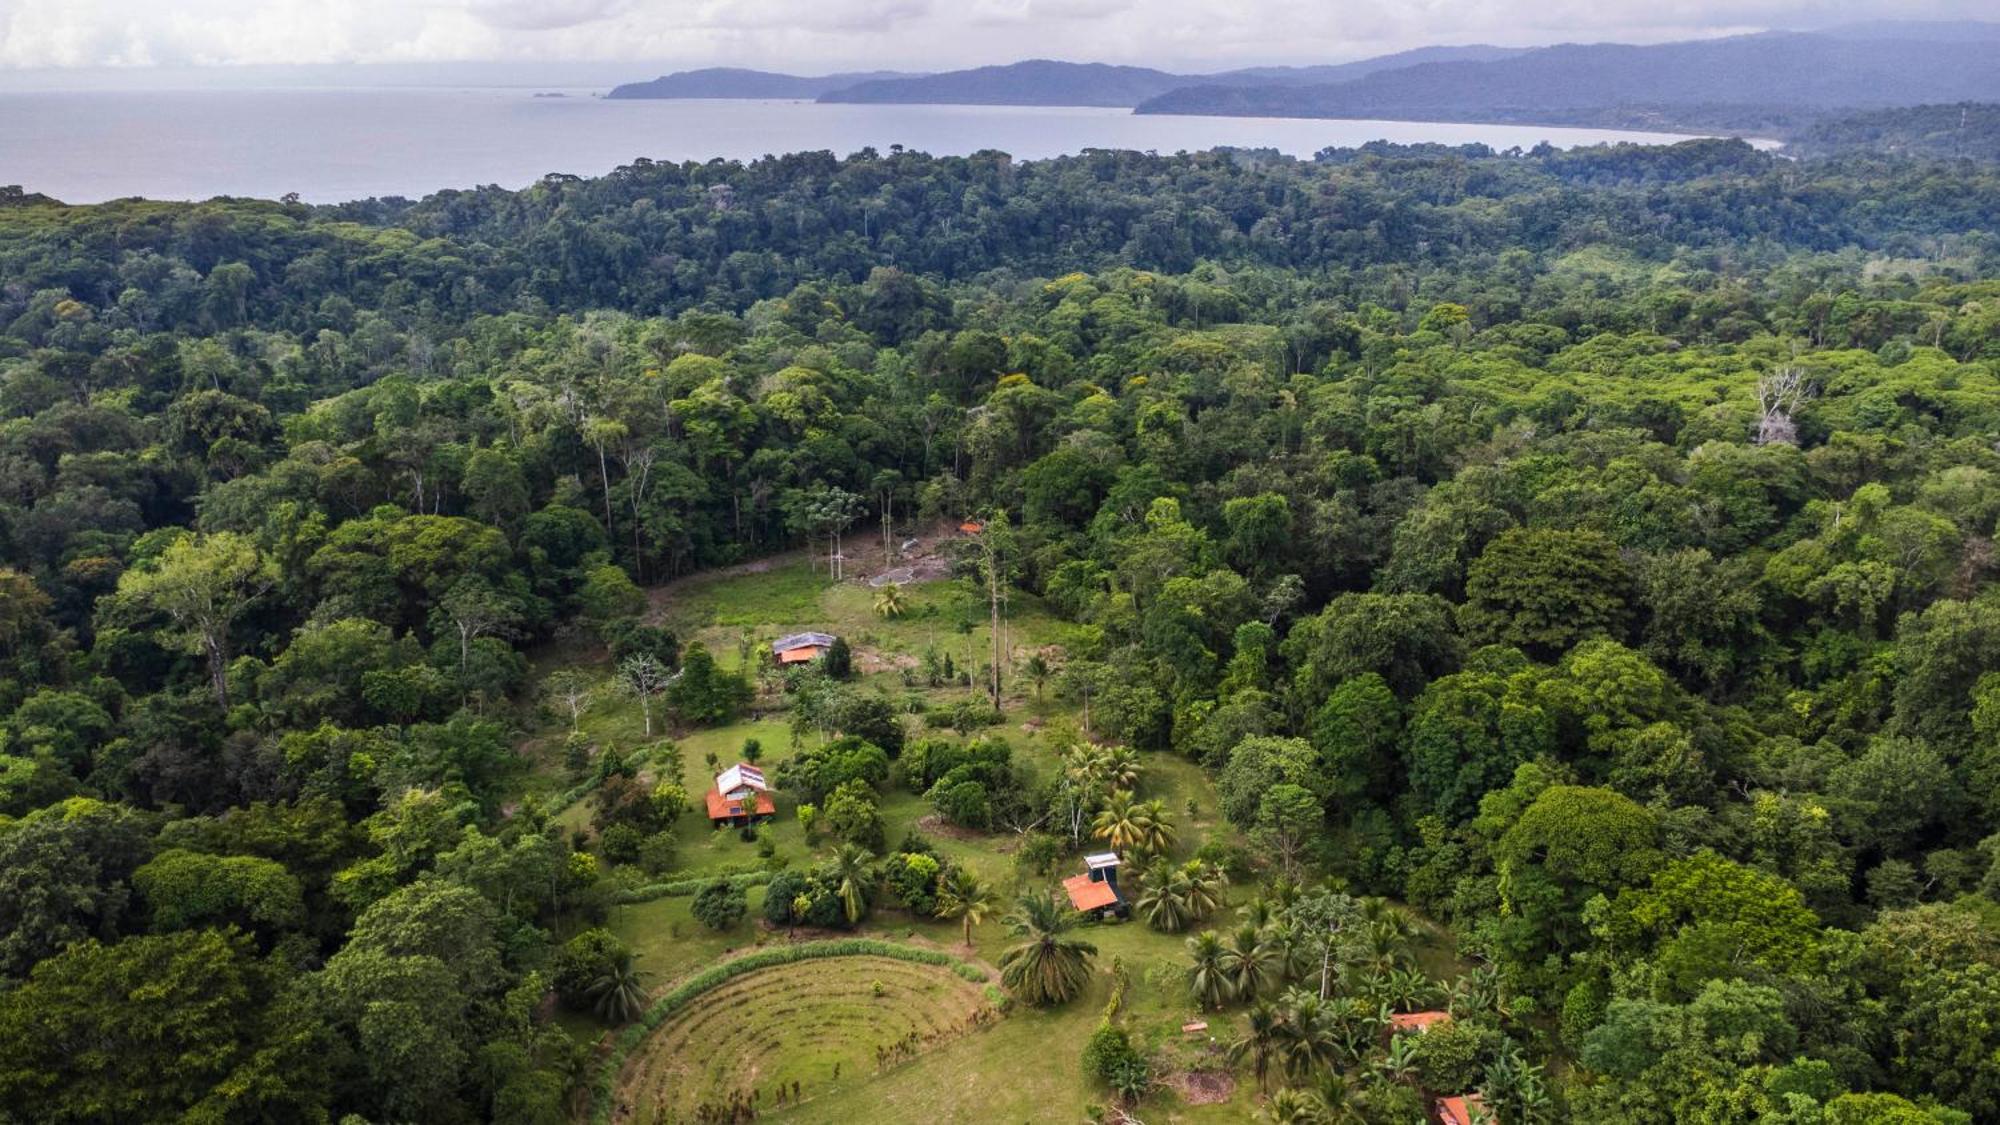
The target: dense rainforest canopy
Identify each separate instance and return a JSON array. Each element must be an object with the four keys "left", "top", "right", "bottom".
[{"left": 0, "top": 137, "right": 1997, "bottom": 1122}]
